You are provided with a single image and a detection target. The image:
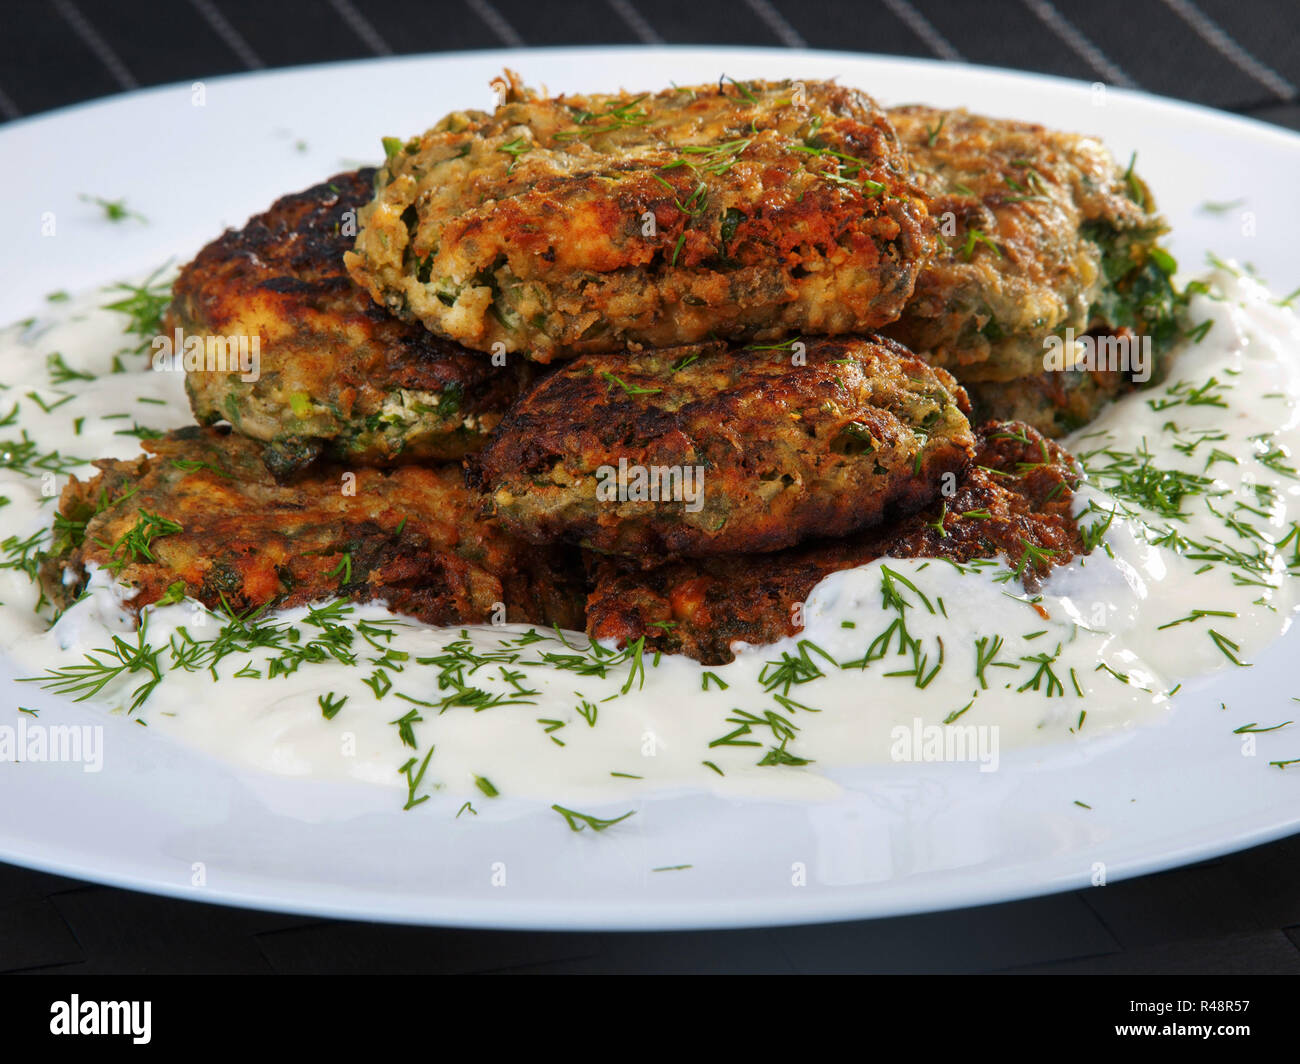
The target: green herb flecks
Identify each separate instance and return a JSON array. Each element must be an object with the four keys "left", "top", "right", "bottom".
[
  {"left": 601, "top": 370, "right": 662, "bottom": 397},
  {"left": 101, "top": 265, "right": 173, "bottom": 355},
  {"left": 551, "top": 804, "right": 635, "bottom": 833},
  {"left": 81, "top": 194, "right": 147, "bottom": 224}
]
